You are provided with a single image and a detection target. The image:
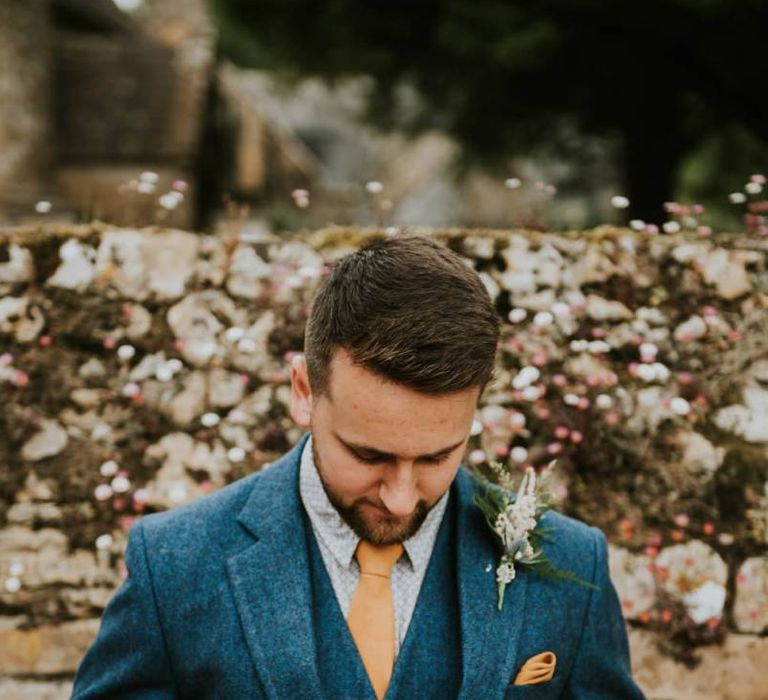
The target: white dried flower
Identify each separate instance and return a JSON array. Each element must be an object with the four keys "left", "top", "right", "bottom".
[
  {"left": 637, "top": 364, "right": 657, "bottom": 382},
  {"left": 596, "top": 394, "right": 613, "bottom": 409},
  {"left": 509, "top": 446, "right": 528, "bottom": 463},
  {"left": 159, "top": 192, "right": 182, "bottom": 210},
  {"left": 670, "top": 397, "right": 691, "bottom": 415},
  {"left": 111, "top": 475, "right": 131, "bottom": 493},
  {"left": 588, "top": 340, "right": 611, "bottom": 354},
  {"left": 510, "top": 412, "right": 526, "bottom": 428},
  {"left": 95, "top": 534, "right": 114, "bottom": 550},
  {"left": 469, "top": 449, "right": 487, "bottom": 465},
  {"left": 201, "top": 412, "right": 220, "bottom": 428},
  {"left": 227, "top": 447, "right": 246, "bottom": 463},
  {"left": 663, "top": 221, "right": 681, "bottom": 234},
  {"left": 513, "top": 366, "right": 541, "bottom": 390},
  {"left": 496, "top": 561, "right": 517, "bottom": 584},
  {"left": 94, "top": 484, "right": 113, "bottom": 501},
  {"left": 100, "top": 460, "right": 119, "bottom": 477},
  {"left": 522, "top": 385, "right": 541, "bottom": 401},
  {"left": 508, "top": 308, "right": 528, "bottom": 323},
  {"left": 651, "top": 362, "right": 671, "bottom": 382},
  {"left": 137, "top": 181, "right": 156, "bottom": 195},
  {"left": 117, "top": 344, "right": 135, "bottom": 361}
]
